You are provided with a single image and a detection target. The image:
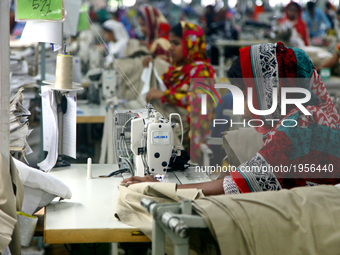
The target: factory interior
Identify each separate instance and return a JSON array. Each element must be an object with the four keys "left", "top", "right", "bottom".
[{"left": 1, "top": 0, "right": 340, "bottom": 254}]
